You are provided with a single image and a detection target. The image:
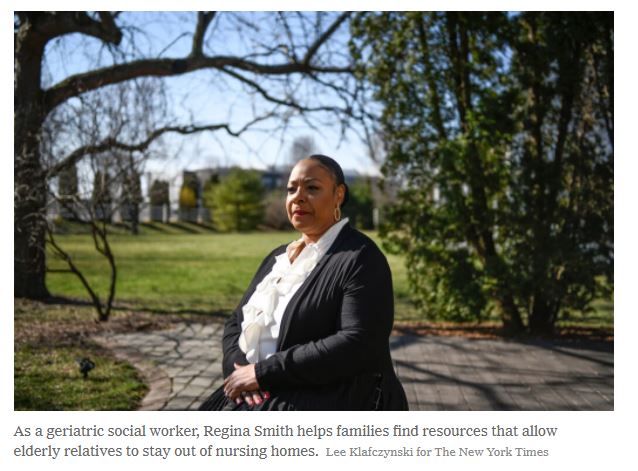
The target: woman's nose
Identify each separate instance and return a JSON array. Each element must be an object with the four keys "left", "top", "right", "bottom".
[{"left": 291, "top": 187, "right": 305, "bottom": 202}]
